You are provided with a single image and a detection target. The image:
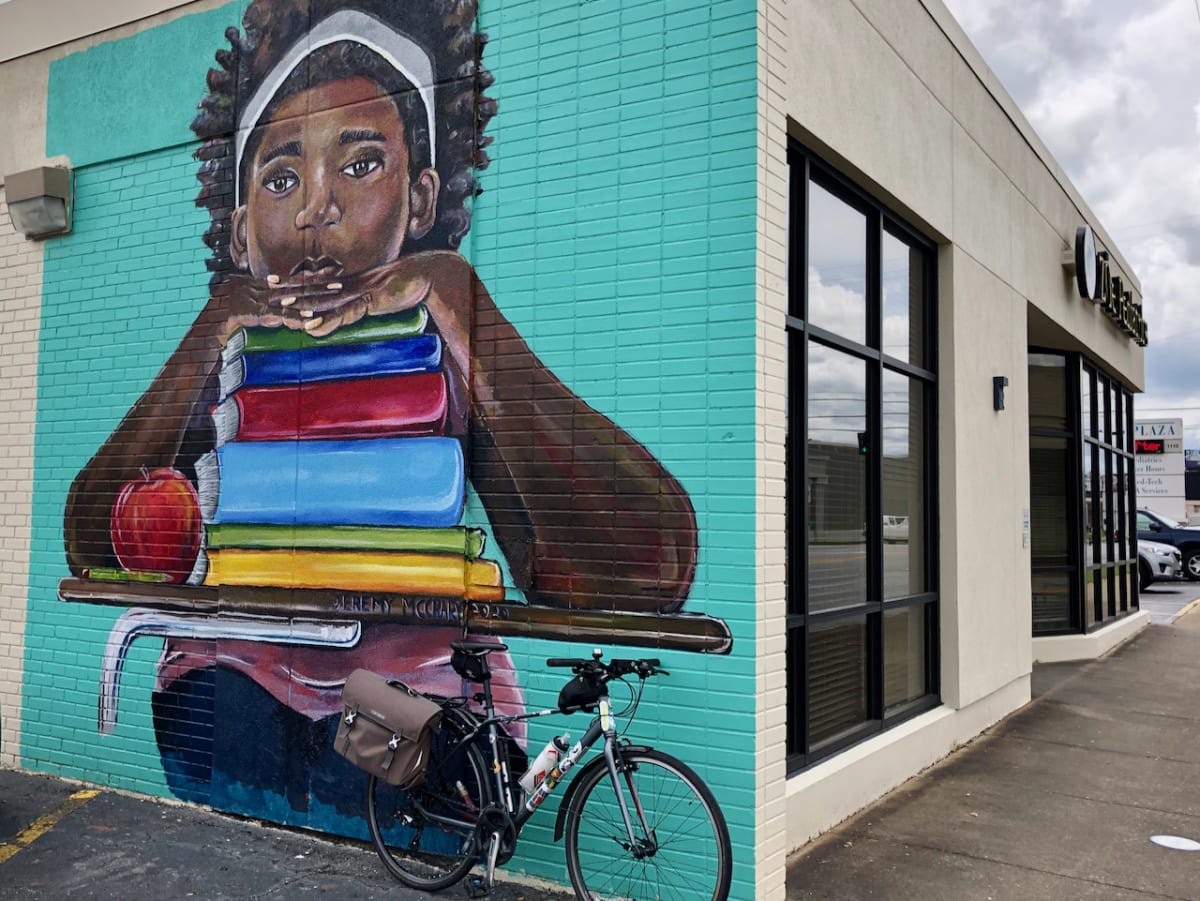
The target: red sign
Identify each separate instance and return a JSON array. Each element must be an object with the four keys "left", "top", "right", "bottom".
[{"left": 1135, "top": 439, "right": 1165, "bottom": 454}]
